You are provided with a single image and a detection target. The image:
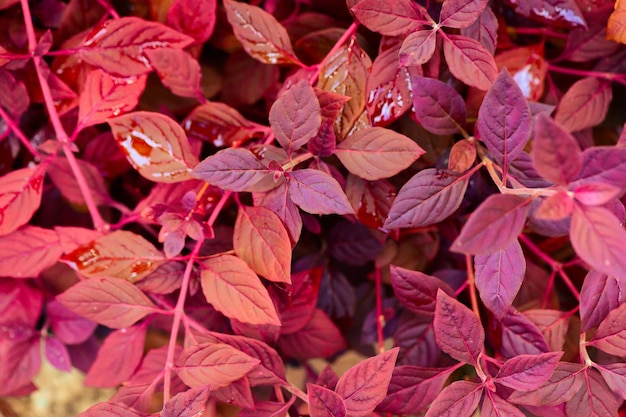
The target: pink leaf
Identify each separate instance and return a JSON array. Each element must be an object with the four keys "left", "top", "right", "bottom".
[
  {"left": 384, "top": 168, "right": 470, "bottom": 228},
  {"left": 167, "top": 0, "right": 216, "bottom": 43},
  {"left": 350, "top": 0, "right": 430, "bottom": 36},
  {"left": 56, "top": 277, "right": 159, "bottom": 329},
  {"left": 554, "top": 77, "right": 612, "bottom": 132},
  {"left": 46, "top": 299, "right": 97, "bottom": 345},
  {"left": 287, "top": 169, "right": 354, "bottom": 215},
  {"left": 108, "top": 111, "right": 199, "bottom": 183},
  {"left": 524, "top": 309, "right": 570, "bottom": 352},
  {"left": 234, "top": 205, "right": 292, "bottom": 284},
  {"left": 278, "top": 308, "right": 347, "bottom": 359},
  {"left": 176, "top": 342, "right": 260, "bottom": 389},
  {"left": 144, "top": 48, "right": 203, "bottom": 99},
  {"left": 223, "top": 0, "right": 300, "bottom": 65},
  {"left": 390, "top": 265, "right": 454, "bottom": 316},
  {"left": 460, "top": 6, "right": 498, "bottom": 54},
  {"left": 595, "top": 363, "right": 626, "bottom": 399},
  {"left": 200, "top": 254, "right": 281, "bottom": 326},
  {"left": 434, "top": 290, "right": 484, "bottom": 366},
  {"left": 451, "top": 194, "right": 532, "bottom": 255},
  {"left": 474, "top": 240, "right": 526, "bottom": 319},
  {"left": 508, "top": 362, "right": 585, "bottom": 406},
  {"left": 533, "top": 191, "right": 574, "bottom": 220},
  {"left": 211, "top": 377, "right": 254, "bottom": 410},
  {"left": 589, "top": 302, "right": 626, "bottom": 356},
  {"left": 580, "top": 270, "right": 626, "bottom": 332},
  {"left": 439, "top": 0, "right": 489, "bottom": 28},
  {"left": 0, "top": 166, "right": 45, "bottom": 236},
  {"left": 78, "top": 401, "right": 145, "bottom": 417},
  {"left": 480, "top": 392, "right": 525, "bottom": 417},
  {"left": 335, "top": 348, "right": 399, "bottom": 417},
  {"left": 0, "top": 226, "right": 63, "bottom": 278},
  {"left": 269, "top": 79, "right": 321, "bottom": 154},
  {"left": 398, "top": 29, "right": 437, "bottom": 66},
  {"left": 442, "top": 33, "right": 497, "bottom": 91},
  {"left": 424, "top": 380, "right": 483, "bottom": 417},
  {"left": 48, "top": 157, "right": 111, "bottom": 206},
  {"left": 570, "top": 147, "right": 626, "bottom": 191},
  {"left": 85, "top": 325, "right": 147, "bottom": 387},
  {"left": 253, "top": 183, "right": 302, "bottom": 244},
  {"left": 411, "top": 76, "right": 466, "bottom": 135},
  {"left": 573, "top": 182, "right": 622, "bottom": 206},
  {"left": 79, "top": 17, "right": 194, "bottom": 77},
  {"left": 45, "top": 336, "right": 72, "bottom": 372},
  {"left": 307, "top": 383, "right": 347, "bottom": 417},
  {"left": 192, "top": 148, "right": 274, "bottom": 192},
  {"left": 565, "top": 368, "right": 620, "bottom": 417},
  {"left": 494, "top": 352, "right": 562, "bottom": 391},
  {"left": 161, "top": 386, "right": 210, "bottom": 417},
  {"left": 334, "top": 127, "right": 424, "bottom": 181}
]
